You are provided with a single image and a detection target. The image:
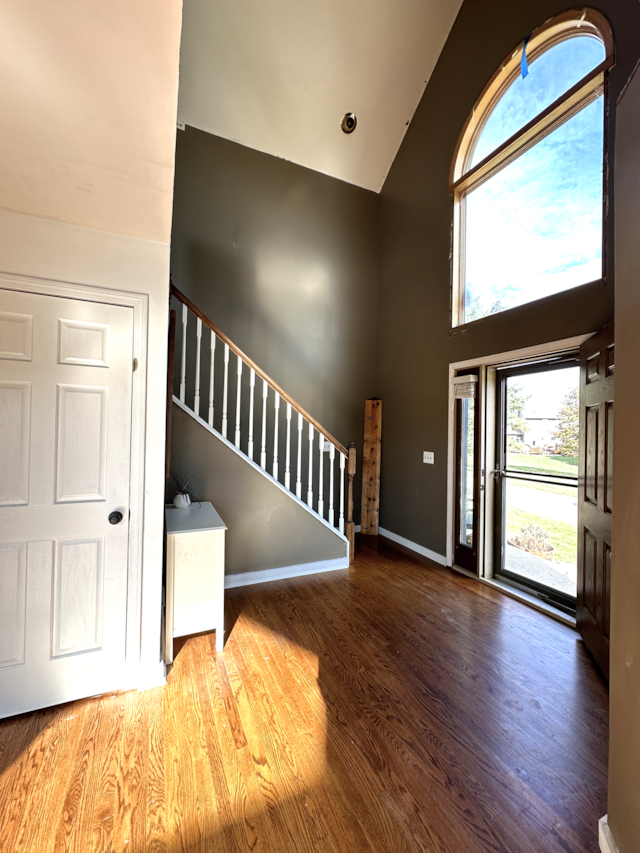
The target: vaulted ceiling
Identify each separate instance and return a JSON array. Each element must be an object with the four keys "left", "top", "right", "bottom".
[{"left": 177, "top": 0, "right": 463, "bottom": 193}]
